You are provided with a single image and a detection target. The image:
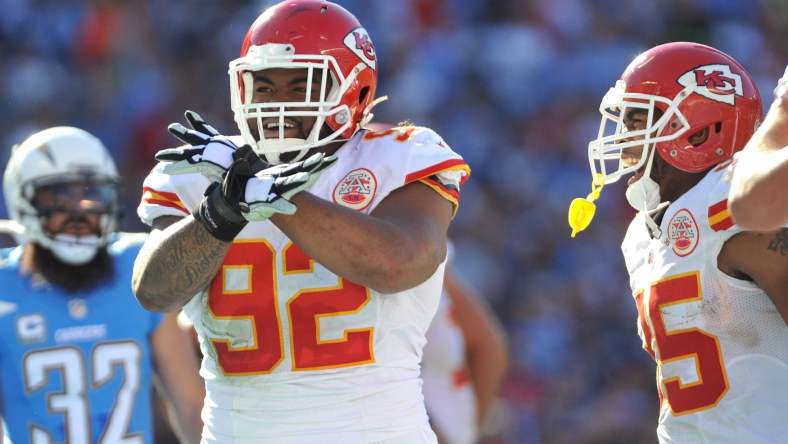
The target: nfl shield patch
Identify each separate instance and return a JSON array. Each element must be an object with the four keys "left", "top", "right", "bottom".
[
  {"left": 333, "top": 168, "right": 378, "bottom": 210},
  {"left": 668, "top": 208, "right": 700, "bottom": 257}
]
